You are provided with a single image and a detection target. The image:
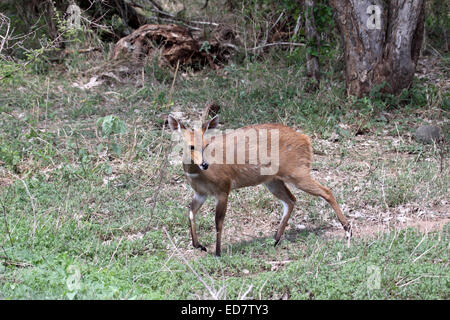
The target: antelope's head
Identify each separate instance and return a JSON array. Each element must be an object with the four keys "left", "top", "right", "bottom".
[{"left": 168, "top": 115, "right": 219, "bottom": 170}]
